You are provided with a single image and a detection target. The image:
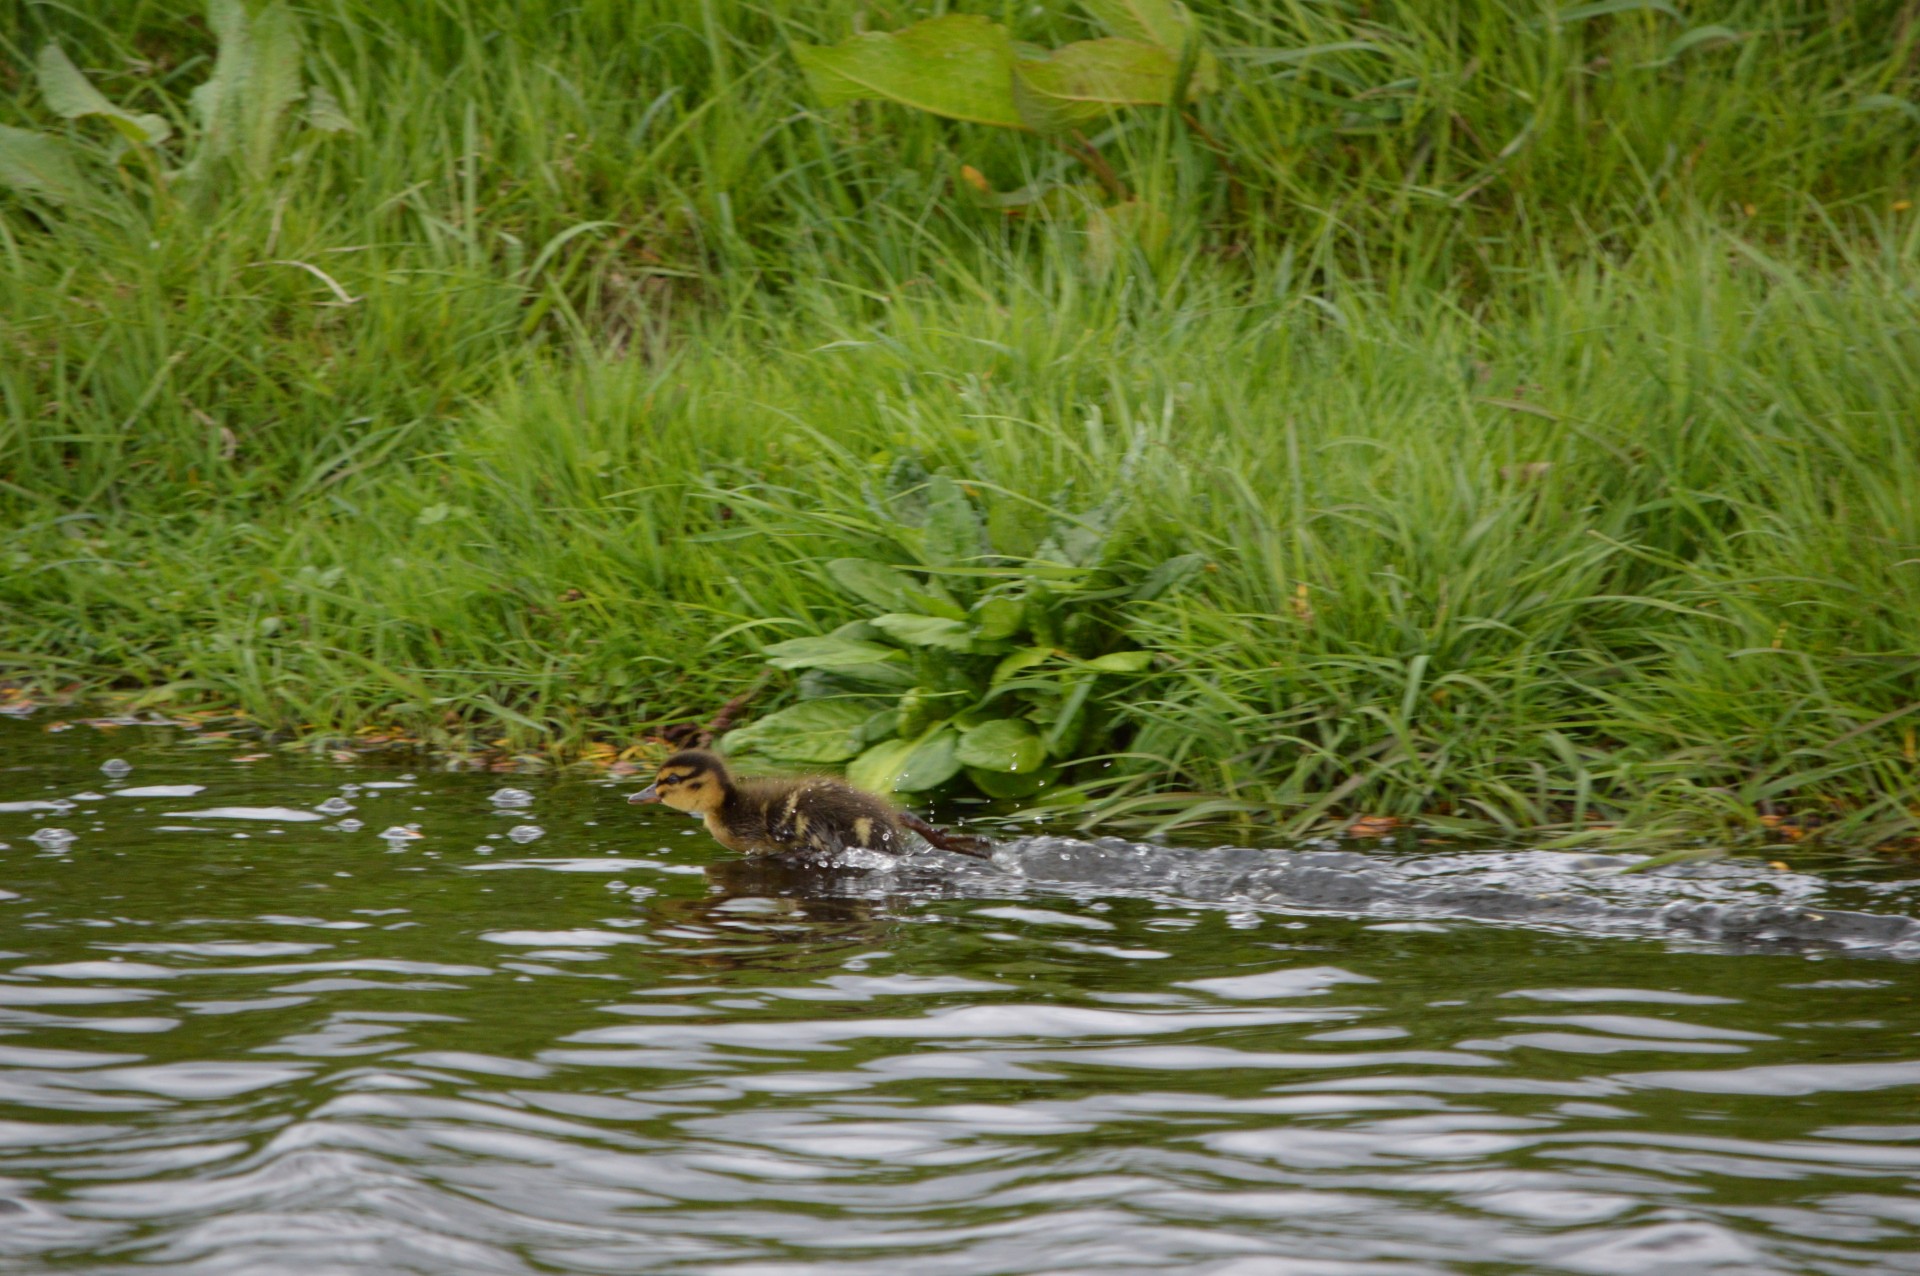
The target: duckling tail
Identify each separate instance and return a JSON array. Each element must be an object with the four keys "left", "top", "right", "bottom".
[{"left": 899, "top": 812, "right": 994, "bottom": 859}]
